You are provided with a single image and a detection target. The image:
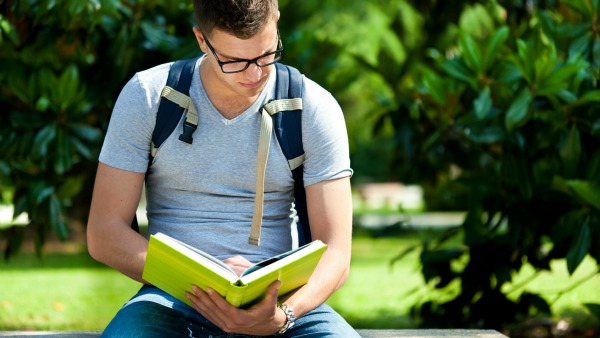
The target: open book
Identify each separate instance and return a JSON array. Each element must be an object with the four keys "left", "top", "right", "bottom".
[{"left": 142, "top": 232, "right": 327, "bottom": 308}]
